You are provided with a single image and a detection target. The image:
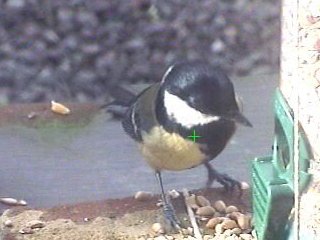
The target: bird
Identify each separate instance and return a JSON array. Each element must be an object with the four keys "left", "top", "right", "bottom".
[{"left": 107, "top": 61, "right": 252, "bottom": 228}]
